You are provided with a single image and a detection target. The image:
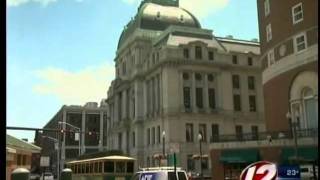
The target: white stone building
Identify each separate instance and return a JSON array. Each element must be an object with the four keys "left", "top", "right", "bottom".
[{"left": 106, "top": 0, "right": 265, "bottom": 176}]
